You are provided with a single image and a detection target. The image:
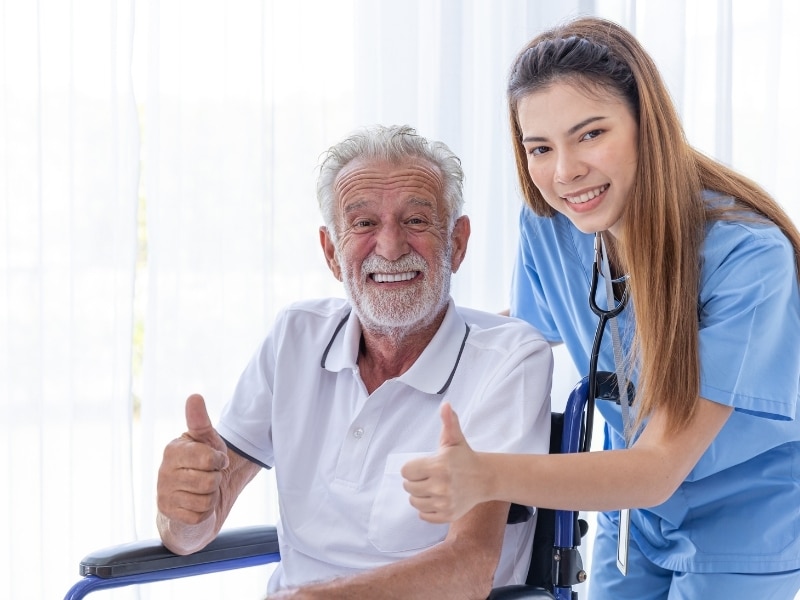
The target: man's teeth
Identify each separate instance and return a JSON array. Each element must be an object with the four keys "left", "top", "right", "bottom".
[
  {"left": 566, "top": 184, "right": 609, "bottom": 204},
  {"left": 372, "top": 271, "right": 417, "bottom": 283}
]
